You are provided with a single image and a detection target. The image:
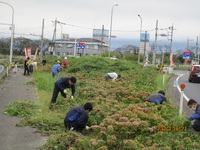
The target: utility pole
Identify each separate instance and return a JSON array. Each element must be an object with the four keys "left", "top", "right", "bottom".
[
  {"left": 40, "top": 19, "right": 44, "bottom": 59},
  {"left": 51, "top": 18, "right": 57, "bottom": 55},
  {"left": 57, "top": 21, "right": 66, "bottom": 39},
  {"left": 52, "top": 18, "right": 57, "bottom": 42},
  {"left": 153, "top": 20, "right": 158, "bottom": 66},
  {"left": 186, "top": 37, "right": 189, "bottom": 50},
  {"left": 74, "top": 38, "right": 77, "bottom": 57},
  {"left": 138, "top": 14, "right": 142, "bottom": 64},
  {"left": 169, "top": 24, "right": 174, "bottom": 54},
  {"left": 161, "top": 46, "right": 164, "bottom": 64},
  {"left": 143, "top": 31, "right": 147, "bottom": 63},
  {"left": 100, "top": 25, "right": 104, "bottom": 57},
  {"left": 169, "top": 24, "right": 174, "bottom": 67}
]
